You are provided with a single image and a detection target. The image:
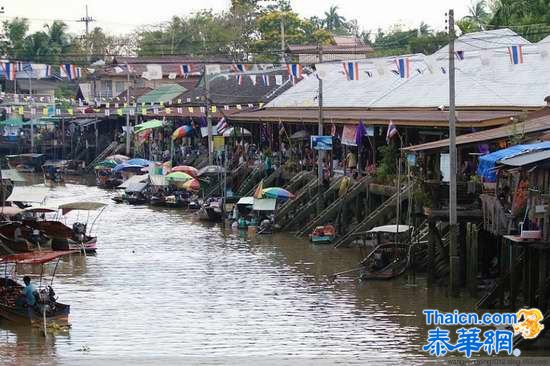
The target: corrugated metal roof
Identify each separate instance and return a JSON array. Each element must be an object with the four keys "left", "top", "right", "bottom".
[
  {"left": 269, "top": 29, "right": 550, "bottom": 110},
  {"left": 230, "top": 108, "right": 516, "bottom": 126},
  {"left": 499, "top": 149, "right": 550, "bottom": 167},
  {"left": 405, "top": 112, "right": 550, "bottom": 152},
  {"left": 137, "top": 84, "right": 187, "bottom": 104}
]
